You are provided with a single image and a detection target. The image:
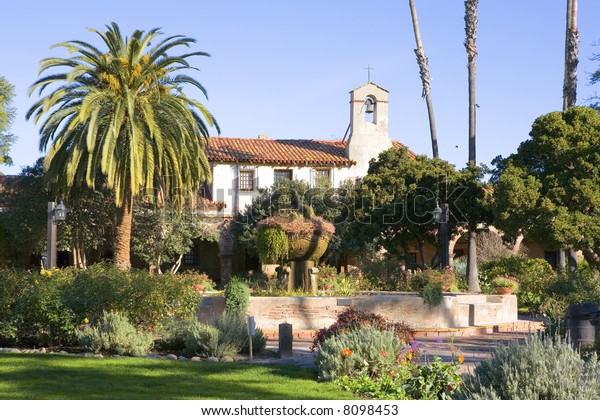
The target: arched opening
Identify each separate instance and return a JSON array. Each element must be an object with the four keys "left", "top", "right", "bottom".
[{"left": 364, "top": 96, "right": 376, "bottom": 124}]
